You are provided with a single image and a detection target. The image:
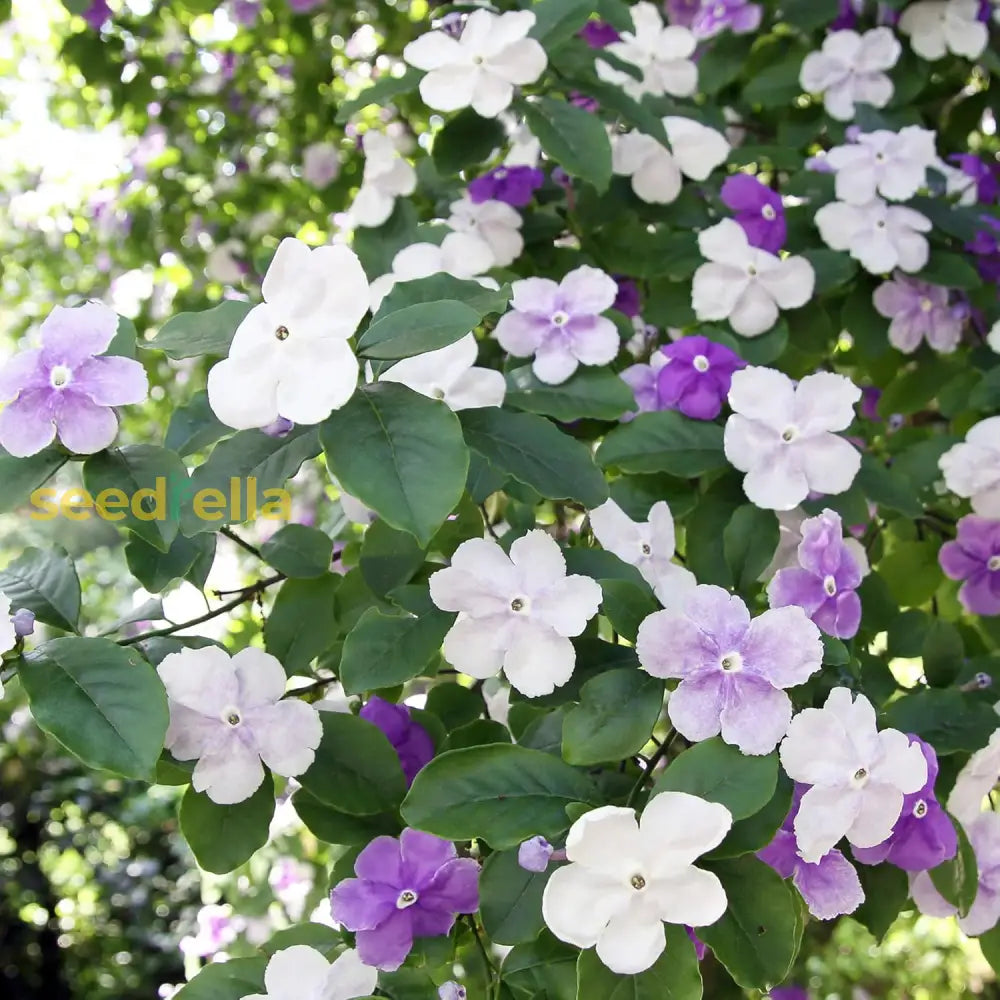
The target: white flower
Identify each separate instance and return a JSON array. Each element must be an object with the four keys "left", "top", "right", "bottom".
[
  {"left": 611, "top": 117, "right": 730, "bottom": 204},
  {"left": 403, "top": 9, "right": 547, "bottom": 118},
  {"left": 505, "top": 122, "right": 541, "bottom": 167},
  {"left": 939, "top": 416, "right": 1000, "bottom": 517},
  {"left": 814, "top": 198, "right": 931, "bottom": 275},
  {"left": 0, "top": 592, "right": 15, "bottom": 699},
  {"left": 379, "top": 334, "right": 506, "bottom": 410},
  {"left": 799, "top": 28, "right": 901, "bottom": 121},
  {"left": 589, "top": 500, "right": 696, "bottom": 606},
  {"left": 350, "top": 131, "right": 418, "bottom": 229},
  {"left": 541, "top": 794, "right": 732, "bottom": 974},
  {"left": 779, "top": 687, "right": 927, "bottom": 863},
  {"left": 447, "top": 197, "right": 524, "bottom": 268},
  {"left": 825, "top": 127, "right": 938, "bottom": 204},
  {"left": 207, "top": 238, "right": 368, "bottom": 429},
  {"left": 725, "top": 367, "right": 862, "bottom": 511},
  {"left": 158, "top": 646, "right": 323, "bottom": 805},
  {"left": 428, "top": 530, "right": 603, "bottom": 697},
  {"left": 368, "top": 232, "right": 497, "bottom": 311},
  {"left": 301, "top": 141, "right": 341, "bottom": 188},
  {"left": 899, "top": 0, "right": 989, "bottom": 61},
  {"left": 988, "top": 318, "right": 1000, "bottom": 354},
  {"left": 596, "top": 2, "right": 698, "bottom": 100},
  {"left": 691, "top": 219, "right": 815, "bottom": 338},
  {"left": 948, "top": 728, "right": 1000, "bottom": 826},
  {"left": 242, "top": 945, "right": 378, "bottom": 1000}
]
